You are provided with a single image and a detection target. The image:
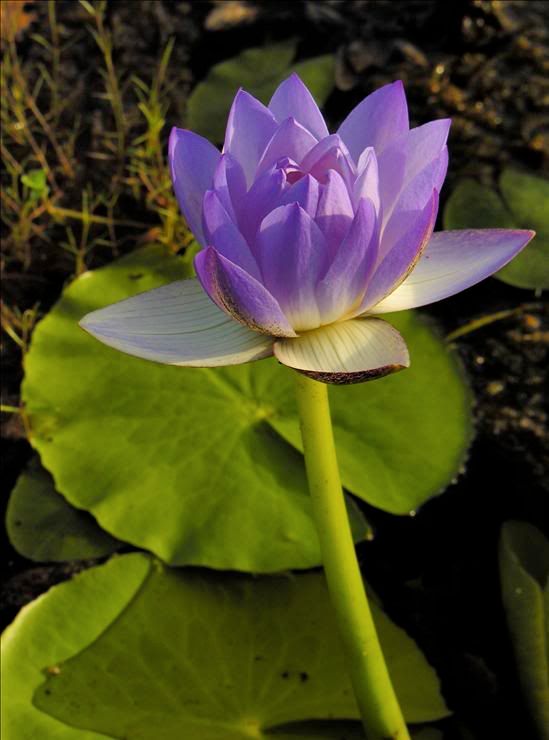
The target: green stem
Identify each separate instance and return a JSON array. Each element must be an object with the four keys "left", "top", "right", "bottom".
[{"left": 294, "top": 372, "right": 410, "bottom": 740}]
